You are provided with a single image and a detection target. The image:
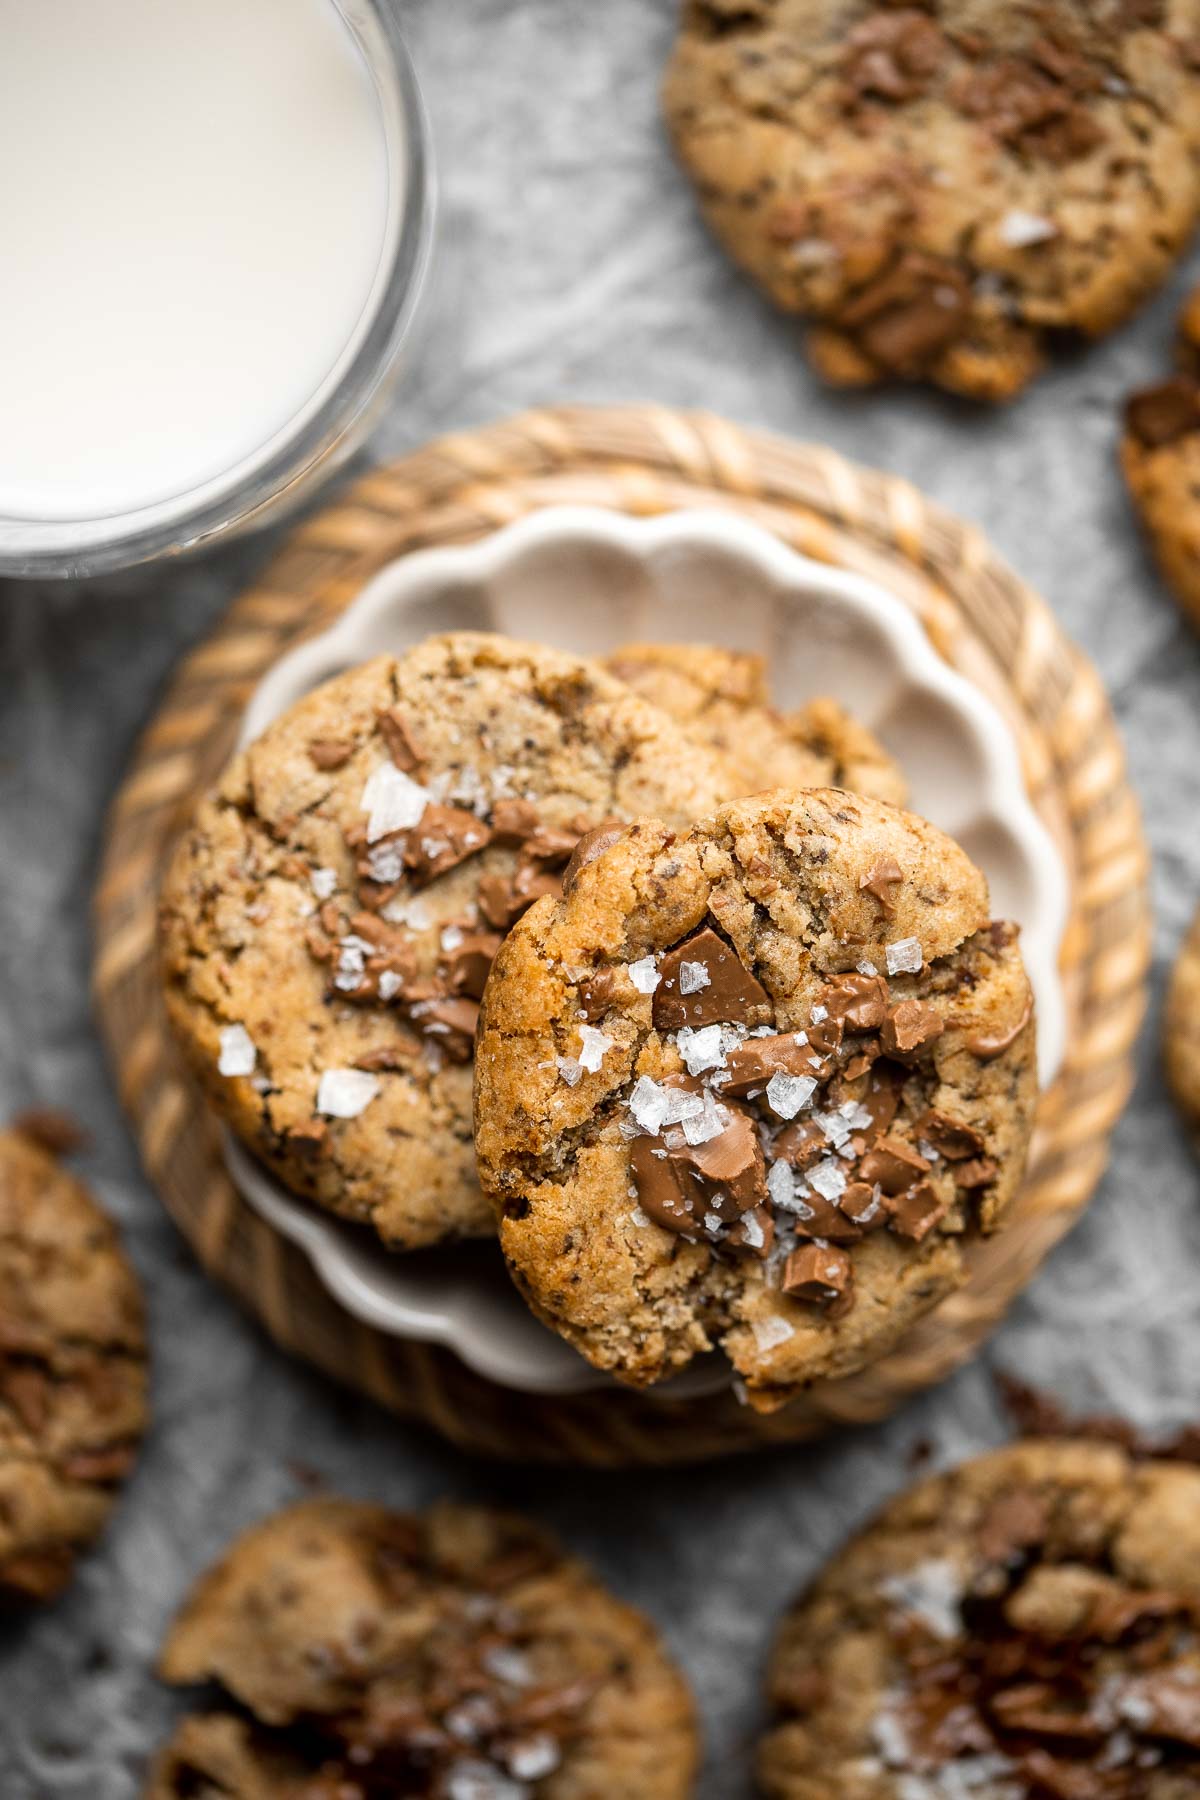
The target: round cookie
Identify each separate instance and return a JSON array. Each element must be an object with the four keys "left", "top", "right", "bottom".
[
  {"left": 0, "top": 1125, "right": 148, "bottom": 1603},
  {"left": 758, "top": 1438, "right": 1200, "bottom": 1798},
  {"left": 474, "top": 789, "right": 1036, "bottom": 1409},
  {"left": 605, "top": 642, "right": 908, "bottom": 807},
  {"left": 663, "top": 1, "right": 1200, "bottom": 401},
  {"left": 159, "top": 632, "right": 737, "bottom": 1252},
  {"left": 146, "top": 1497, "right": 698, "bottom": 1800},
  {"left": 1165, "top": 901, "right": 1200, "bottom": 1133}
]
